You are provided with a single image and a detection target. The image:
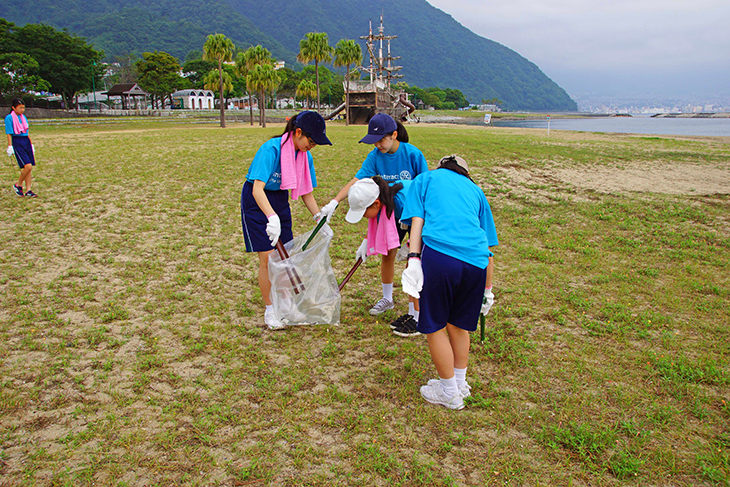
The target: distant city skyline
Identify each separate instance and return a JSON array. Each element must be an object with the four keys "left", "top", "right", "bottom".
[{"left": 425, "top": 0, "right": 730, "bottom": 106}]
